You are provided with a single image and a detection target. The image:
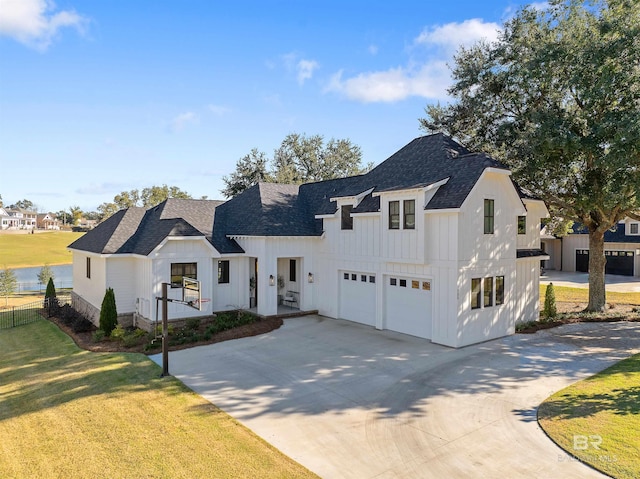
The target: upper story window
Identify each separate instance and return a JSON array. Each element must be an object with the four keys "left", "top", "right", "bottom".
[
  {"left": 403, "top": 200, "right": 415, "bottom": 229},
  {"left": 341, "top": 205, "right": 353, "bottom": 230},
  {"left": 630, "top": 223, "right": 639, "bottom": 235},
  {"left": 86, "top": 257, "right": 91, "bottom": 279},
  {"left": 517, "top": 216, "right": 526, "bottom": 234},
  {"left": 484, "top": 199, "right": 495, "bottom": 234},
  {"left": 172, "top": 262, "right": 197, "bottom": 287},
  {"left": 218, "top": 260, "right": 229, "bottom": 284},
  {"left": 389, "top": 201, "right": 400, "bottom": 229}
]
